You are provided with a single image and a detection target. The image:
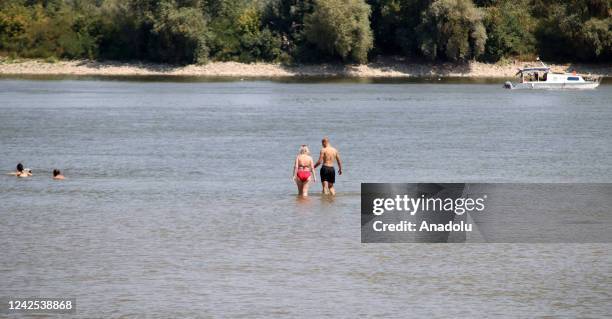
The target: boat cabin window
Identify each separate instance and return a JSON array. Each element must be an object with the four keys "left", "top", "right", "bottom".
[{"left": 568, "top": 77, "right": 579, "bottom": 81}]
